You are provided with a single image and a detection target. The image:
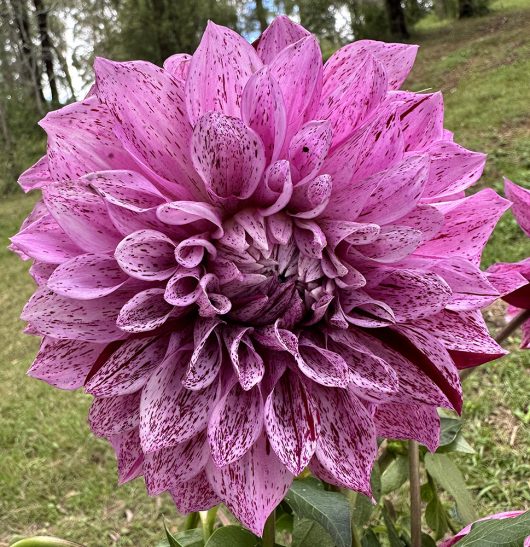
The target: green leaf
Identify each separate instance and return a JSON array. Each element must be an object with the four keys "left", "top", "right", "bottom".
[
  {"left": 421, "top": 533, "right": 437, "bottom": 547},
  {"left": 162, "top": 525, "right": 204, "bottom": 547},
  {"left": 275, "top": 512, "right": 294, "bottom": 534},
  {"left": 350, "top": 465, "right": 381, "bottom": 527},
  {"left": 292, "top": 517, "right": 335, "bottom": 547},
  {"left": 10, "top": 538, "right": 84, "bottom": 547},
  {"left": 381, "top": 455, "right": 409, "bottom": 495},
  {"left": 439, "top": 417, "right": 462, "bottom": 447},
  {"left": 285, "top": 478, "right": 352, "bottom": 547},
  {"left": 204, "top": 526, "right": 260, "bottom": 547},
  {"left": 457, "top": 510, "right": 530, "bottom": 546},
  {"left": 438, "top": 432, "right": 475, "bottom": 455},
  {"left": 424, "top": 453, "right": 477, "bottom": 524},
  {"left": 382, "top": 507, "right": 405, "bottom": 547},
  {"left": 361, "top": 529, "right": 382, "bottom": 547},
  {"left": 425, "top": 495, "right": 449, "bottom": 539}
]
